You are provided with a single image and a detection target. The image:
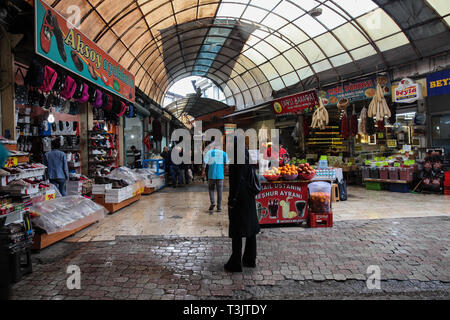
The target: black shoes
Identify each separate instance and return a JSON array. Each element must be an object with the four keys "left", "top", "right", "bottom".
[
  {"left": 242, "top": 260, "right": 256, "bottom": 268},
  {"left": 224, "top": 261, "right": 242, "bottom": 273},
  {"left": 209, "top": 204, "right": 215, "bottom": 211}
]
